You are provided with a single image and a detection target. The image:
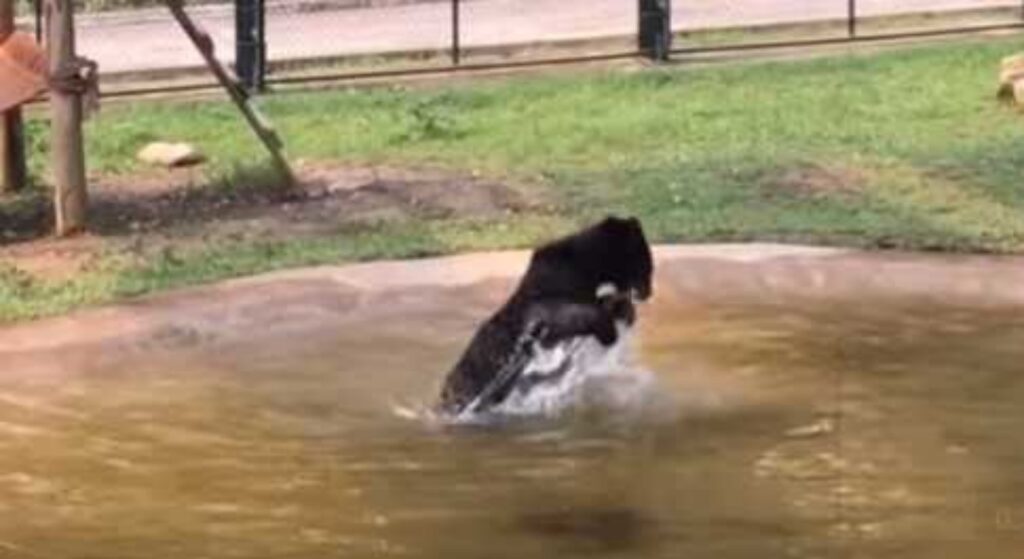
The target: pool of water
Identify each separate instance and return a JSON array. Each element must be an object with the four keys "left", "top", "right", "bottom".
[{"left": 1, "top": 279, "right": 1023, "bottom": 558}]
